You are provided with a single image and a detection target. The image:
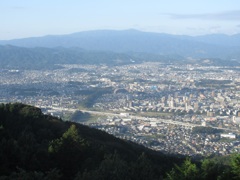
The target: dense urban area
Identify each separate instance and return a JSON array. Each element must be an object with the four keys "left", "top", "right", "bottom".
[{"left": 1, "top": 61, "right": 240, "bottom": 156}]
